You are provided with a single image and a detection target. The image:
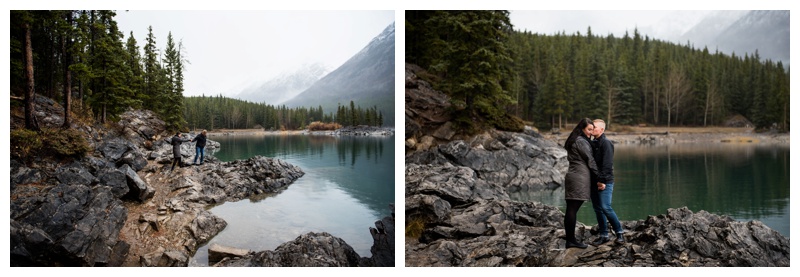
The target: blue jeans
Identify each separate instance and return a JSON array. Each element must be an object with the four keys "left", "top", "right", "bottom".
[
  {"left": 193, "top": 146, "right": 205, "bottom": 164},
  {"left": 591, "top": 182, "right": 623, "bottom": 237}
]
